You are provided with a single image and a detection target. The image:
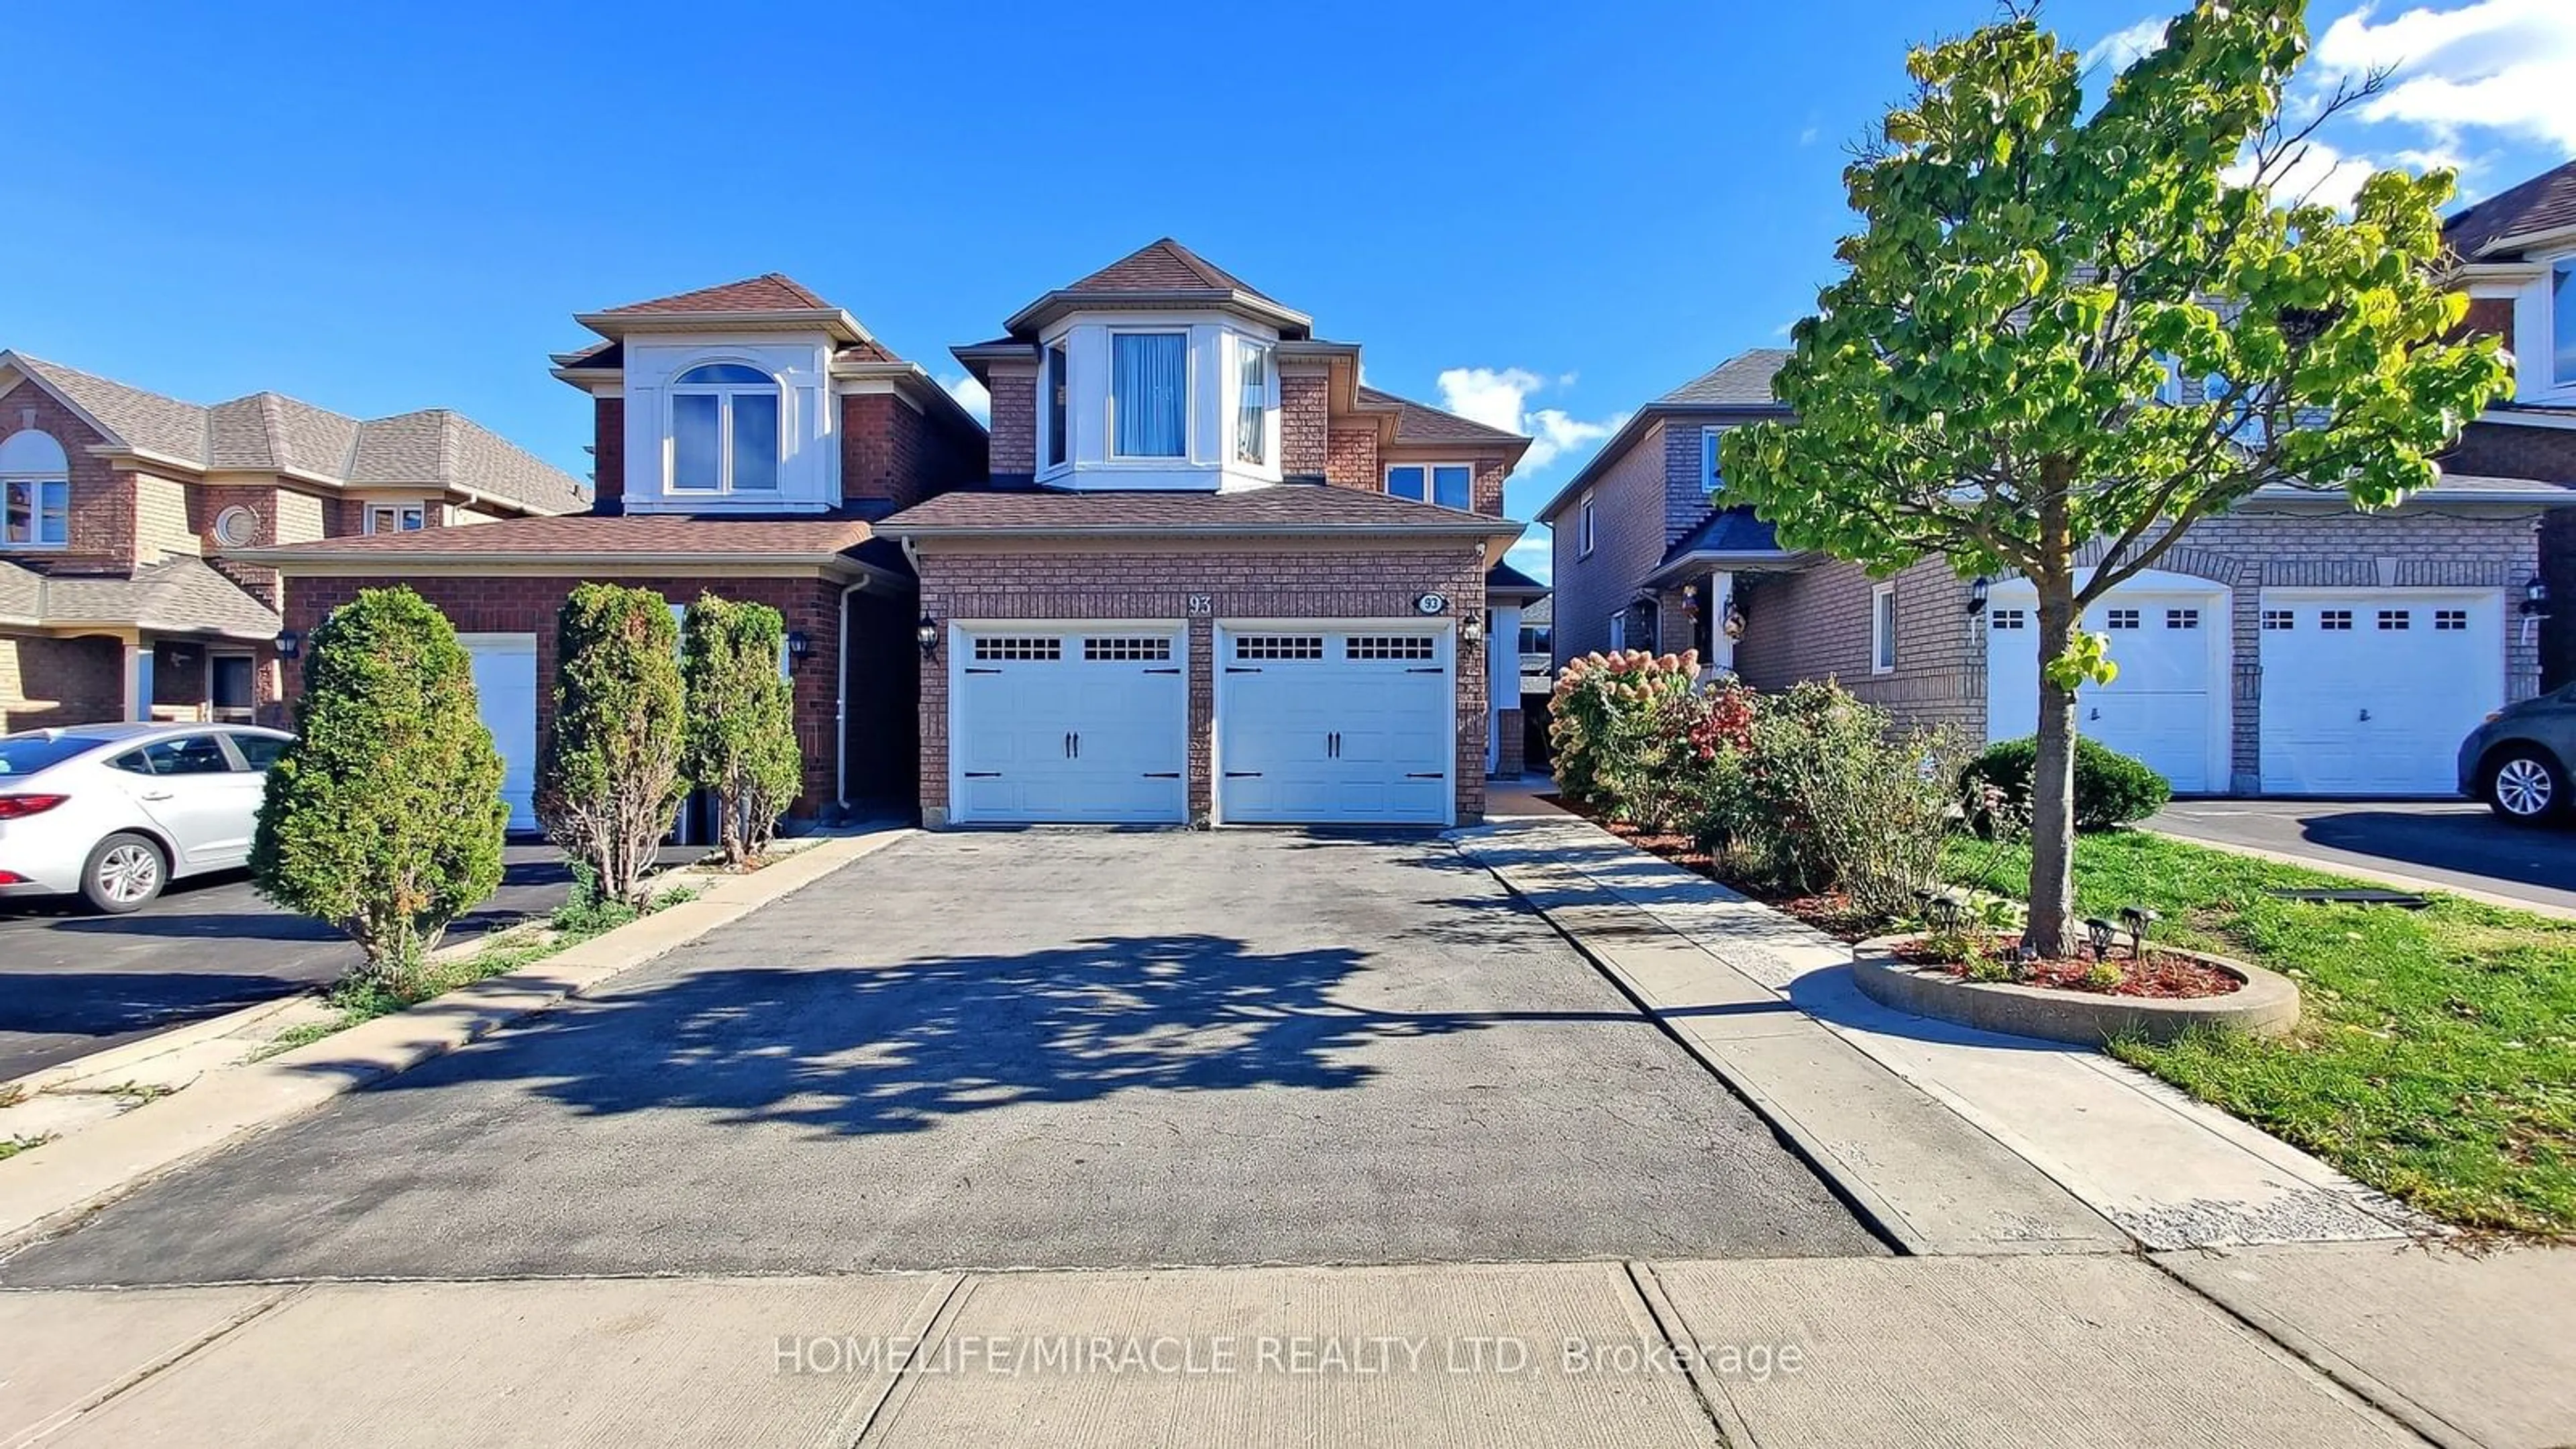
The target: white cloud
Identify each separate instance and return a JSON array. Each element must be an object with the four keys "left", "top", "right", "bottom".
[
  {"left": 2082, "top": 16, "right": 2169, "bottom": 73},
  {"left": 1433, "top": 366, "right": 1628, "bottom": 473},
  {"left": 1797, "top": 125, "right": 1821, "bottom": 146},
  {"left": 1503, "top": 533, "right": 1553, "bottom": 584},
  {"left": 2224, "top": 137, "right": 2380, "bottom": 210},
  {"left": 942, "top": 372, "right": 990, "bottom": 424},
  {"left": 2315, "top": 0, "right": 2576, "bottom": 150}
]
